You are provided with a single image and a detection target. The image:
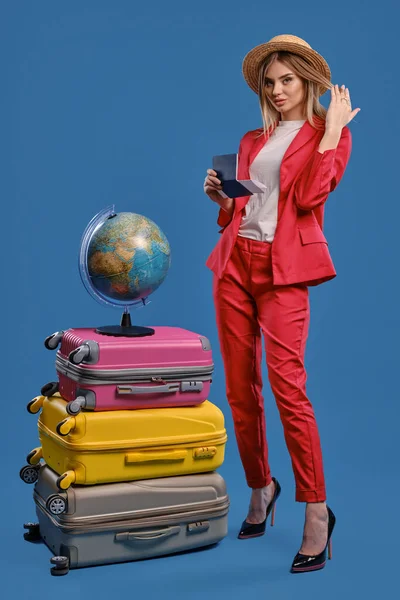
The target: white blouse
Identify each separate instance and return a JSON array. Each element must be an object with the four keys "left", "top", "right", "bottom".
[{"left": 237, "top": 119, "right": 306, "bottom": 242}]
